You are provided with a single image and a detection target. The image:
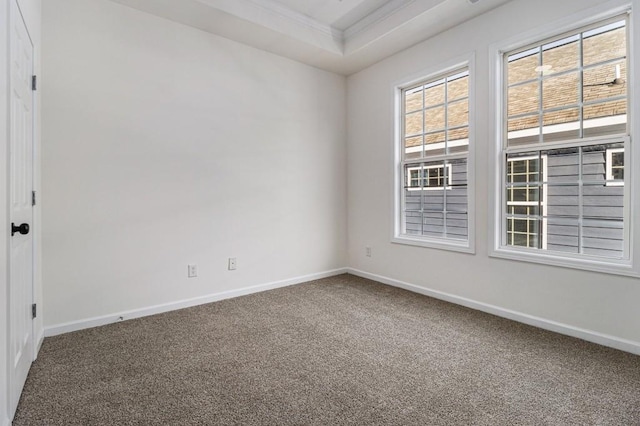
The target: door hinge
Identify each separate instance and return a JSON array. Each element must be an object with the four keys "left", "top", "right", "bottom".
[
  {"left": 32, "top": 75, "right": 37, "bottom": 91},
  {"left": 32, "top": 190, "right": 36, "bottom": 206},
  {"left": 32, "top": 303, "right": 37, "bottom": 319}
]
